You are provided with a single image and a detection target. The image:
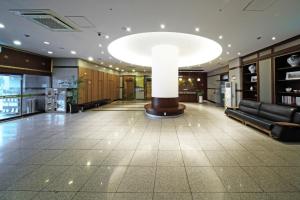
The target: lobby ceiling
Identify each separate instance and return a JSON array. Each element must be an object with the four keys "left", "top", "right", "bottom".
[{"left": 0, "top": 0, "right": 300, "bottom": 72}]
